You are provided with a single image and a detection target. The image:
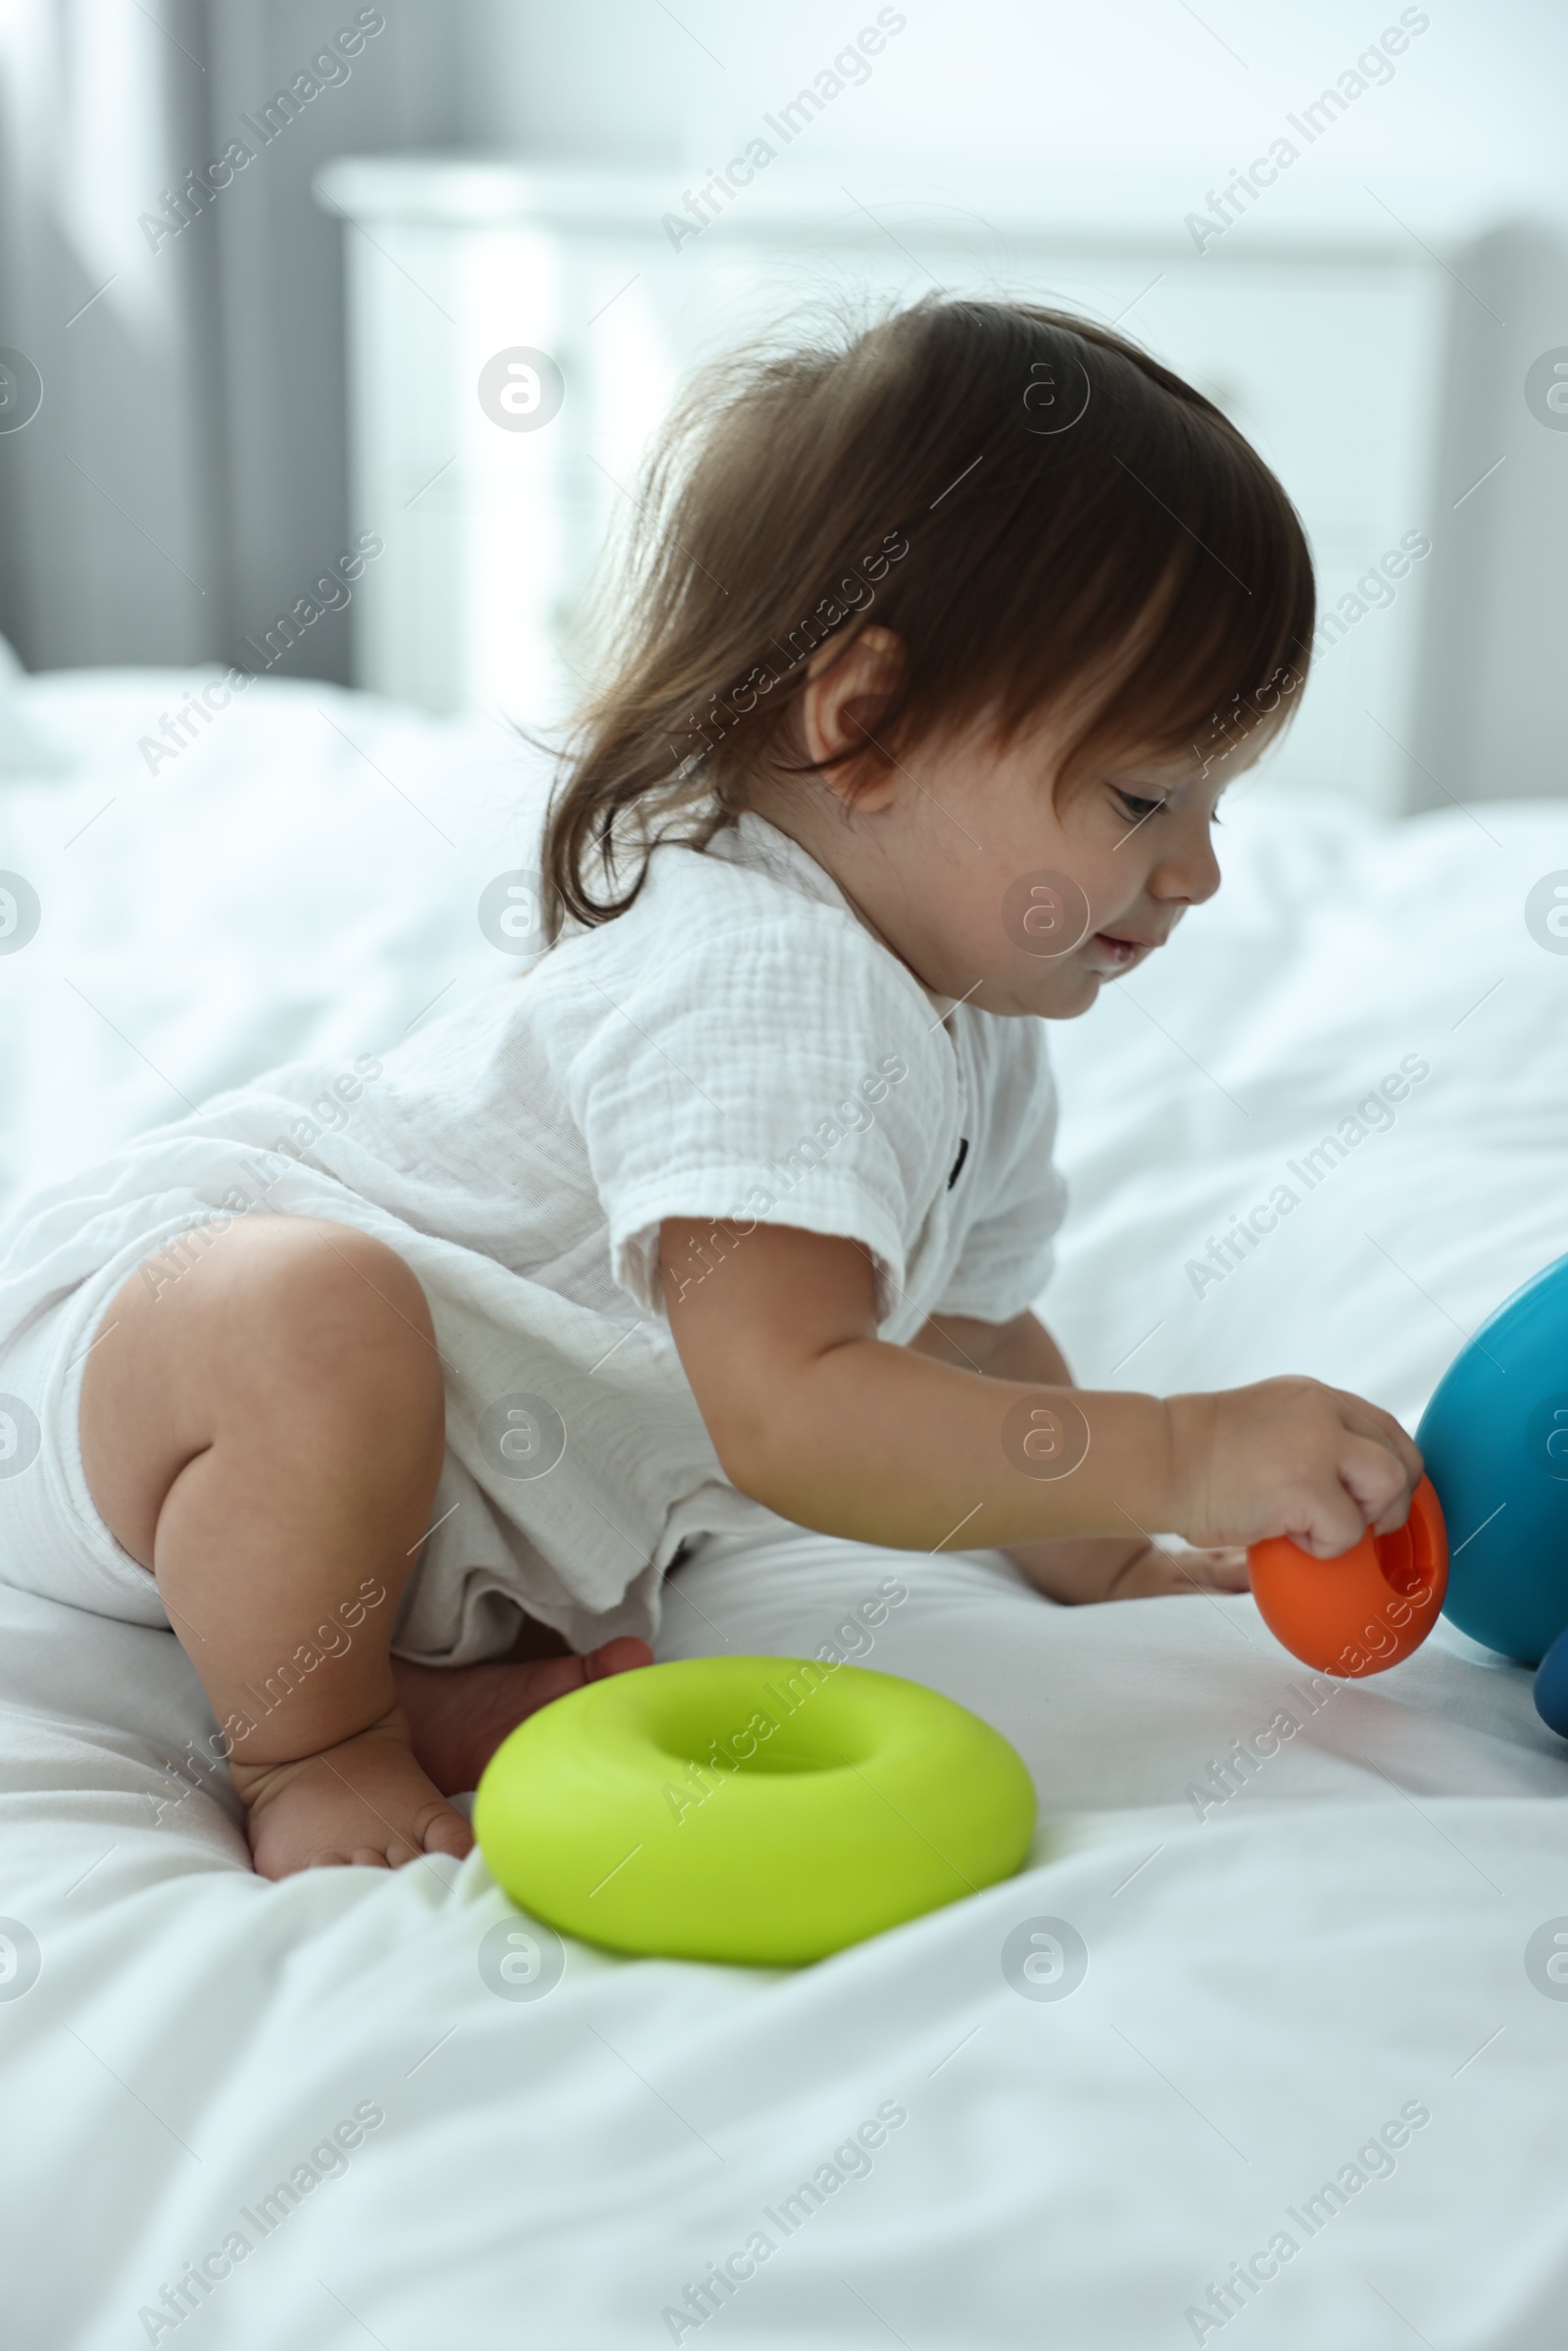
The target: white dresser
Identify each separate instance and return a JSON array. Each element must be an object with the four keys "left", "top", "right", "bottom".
[{"left": 317, "top": 158, "right": 1460, "bottom": 813}]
